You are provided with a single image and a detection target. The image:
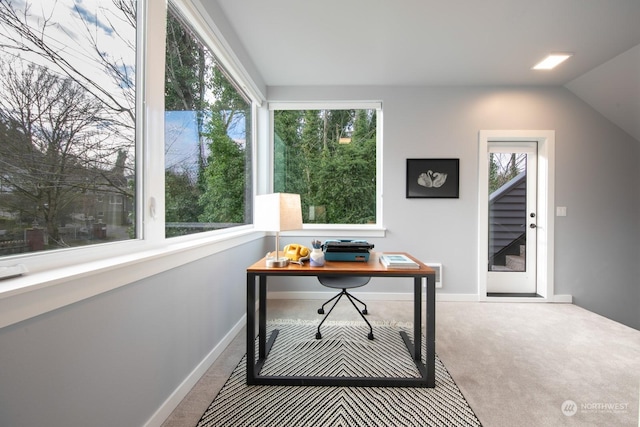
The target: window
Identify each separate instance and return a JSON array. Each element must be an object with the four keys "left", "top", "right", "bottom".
[
  {"left": 271, "top": 103, "right": 381, "bottom": 225},
  {"left": 0, "top": 0, "right": 137, "bottom": 256},
  {"left": 0, "top": 0, "right": 259, "bottom": 265},
  {"left": 0, "top": 1, "right": 265, "bottom": 327},
  {"left": 164, "top": 5, "right": 253, "bottom": 238}
]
